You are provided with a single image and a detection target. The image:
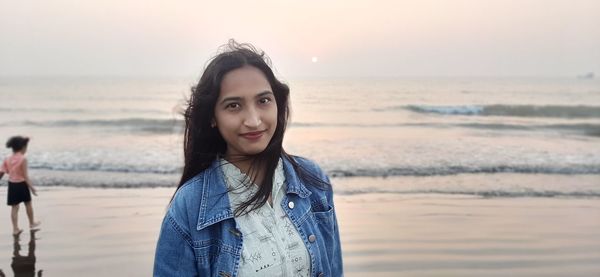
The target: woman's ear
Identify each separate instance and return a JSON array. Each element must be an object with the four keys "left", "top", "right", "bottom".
[{"left": 211, "top": 119, "right": 217, "bottom": 128}]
